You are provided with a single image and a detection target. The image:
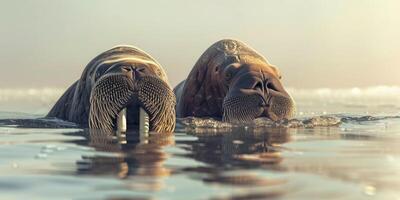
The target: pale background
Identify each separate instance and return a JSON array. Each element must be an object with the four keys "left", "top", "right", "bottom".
[{"left": 1, "top": 0, "right": 399, "bottom": 89}]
